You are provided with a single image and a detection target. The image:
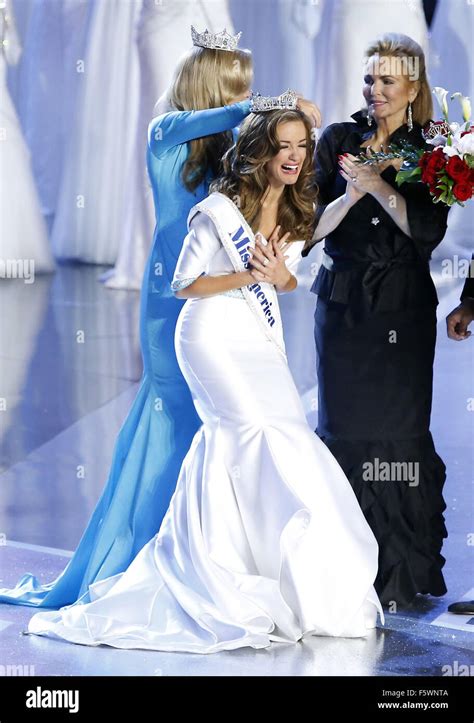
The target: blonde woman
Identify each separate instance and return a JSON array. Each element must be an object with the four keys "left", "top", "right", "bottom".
[
  {"left": 303, "top": 34, "right": 450, "bottom": 607},
  {"left": 26, "top": 106, "right": 383, "bottom": 652}
]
